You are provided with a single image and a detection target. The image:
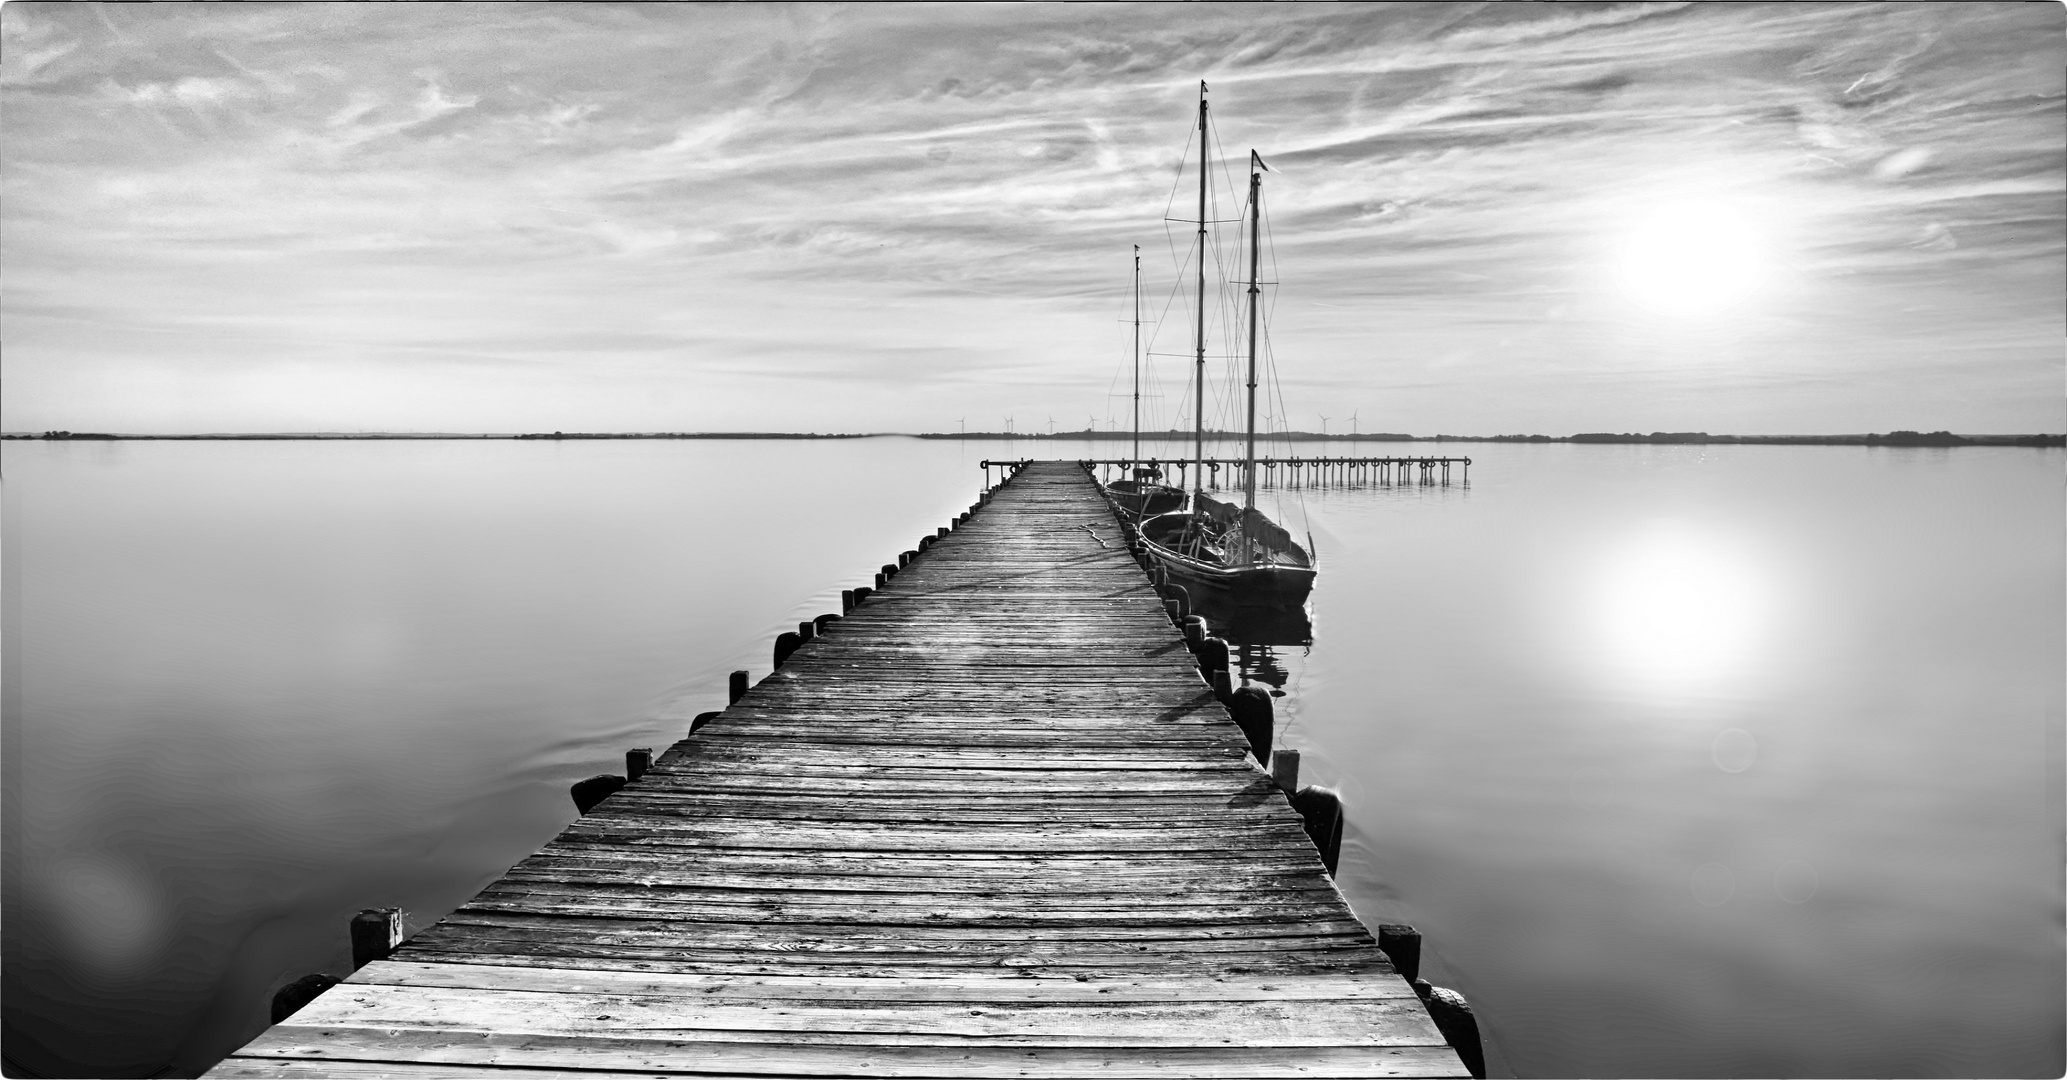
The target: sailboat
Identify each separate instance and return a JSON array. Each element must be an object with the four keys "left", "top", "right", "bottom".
[
  {"left": 1103, "top": 244, "right": 1186, "bottom": 519},
  {"left": 1136, "top": 84, "right": 1316, "bottom": 613}
]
